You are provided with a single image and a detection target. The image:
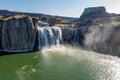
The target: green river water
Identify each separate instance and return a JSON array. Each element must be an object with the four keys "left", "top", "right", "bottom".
[{"left": 0, "top": 47, "right": 120, "bottom": 80}]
